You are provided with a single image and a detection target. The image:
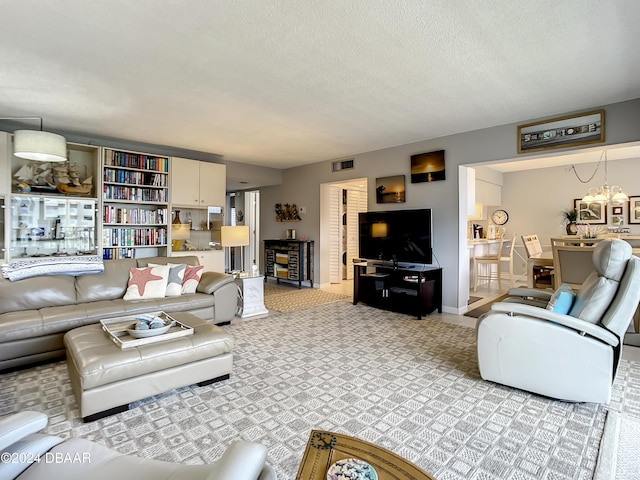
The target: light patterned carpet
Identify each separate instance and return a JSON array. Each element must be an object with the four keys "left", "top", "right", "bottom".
[
  {"left": 1, "top": 302, "right": 638, "bottom": 479},
  {"left": 263, "top": 281, "right": 350, "bottom": 312}
]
